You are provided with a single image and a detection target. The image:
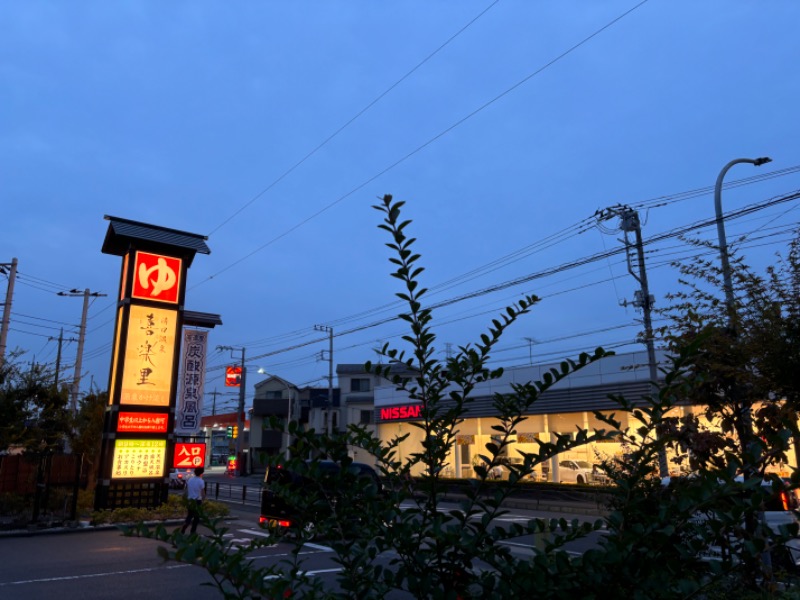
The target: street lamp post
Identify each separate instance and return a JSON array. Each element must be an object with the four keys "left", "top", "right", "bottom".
[
  {"left": 714, "top": 156, "right": 772, "bottom": 328},
  {"left": 712, "top": 156, "right": 772, "bottom": 478}
]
